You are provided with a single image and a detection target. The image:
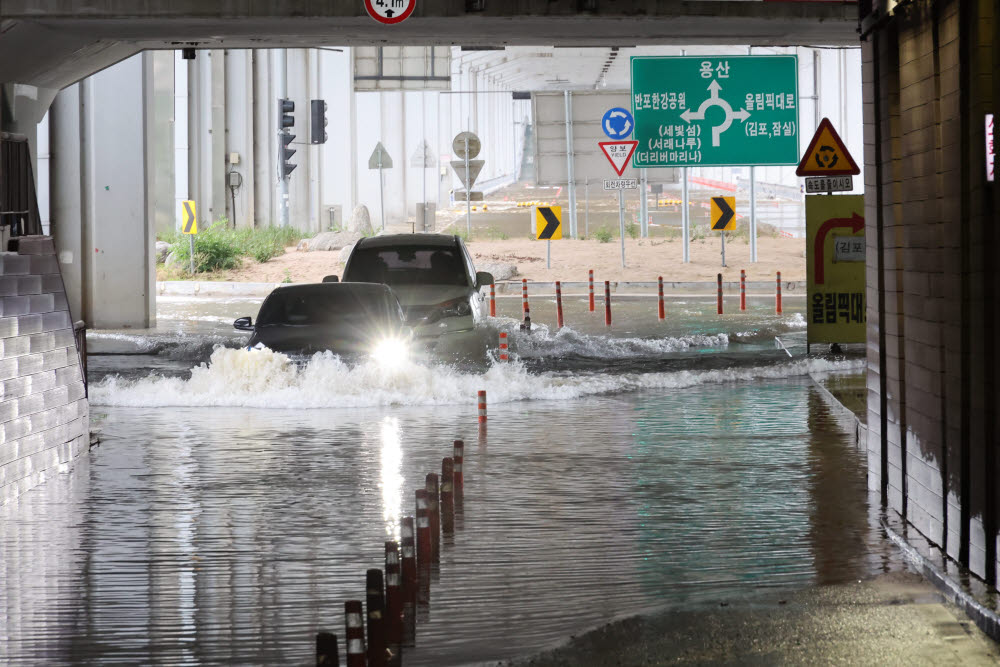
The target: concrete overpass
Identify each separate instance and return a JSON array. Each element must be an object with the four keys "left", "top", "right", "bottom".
[{"left": 2, "top": 0, "right": 1000, "bottom": 645}]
